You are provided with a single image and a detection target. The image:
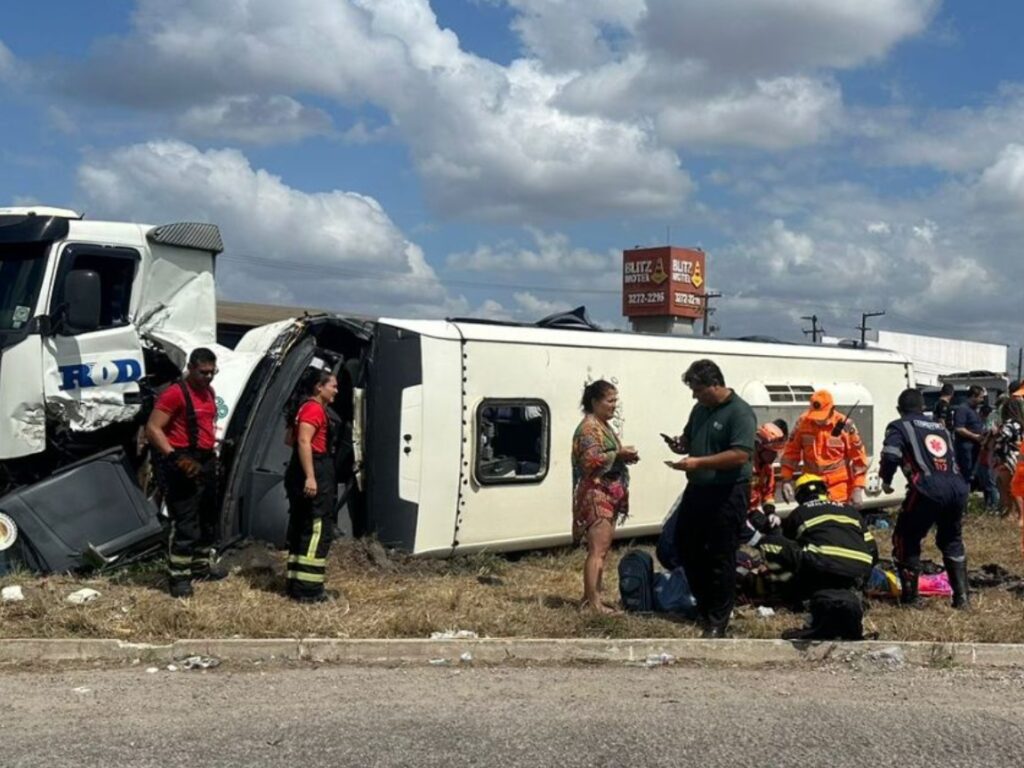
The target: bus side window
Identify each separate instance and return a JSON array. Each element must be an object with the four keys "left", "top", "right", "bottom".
[{"left": 475, "top": 400, "right": 549, "bottom": 485}]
